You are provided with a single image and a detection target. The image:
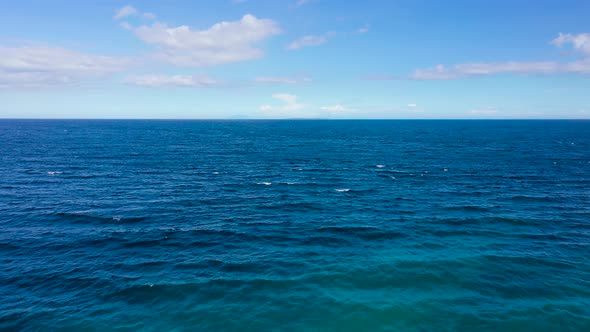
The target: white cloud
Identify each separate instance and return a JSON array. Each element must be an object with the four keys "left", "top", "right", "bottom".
[
  {"left": 126, "top": 74, "right": 220, "bottom": 87},
  {"left": 551, "top": 33, "right": 590, "bottom": 55},
  {"left": 357, "top": 24, "right": 370, "bottom": 34},
  {"left": 407, "top": 103, "right": 417, "bottom": 108},
  {"left": 120, "top": 22, "right": 133, "bottom": 30},
  {"left": 142, "top": 12, "right": 157, "bottom": 20},
  {"left": 114, "top": 5, "right": 155, "bottom": 20},
  {"left": 410, "top": 33, "right": 590, "bottom": 80},
  {"left": 259, "top": 93, "right": 306, "bottom": 115},
  {"left": 129, "top": 14, "right": 280, "bottom": 66},
  {"left": 320, "top": 104, "right": 347, "bottom": 112},
  {"left": 232, "top": 0, "right": 248, "bottom": 3},
  {"left": 411, "top": 62, "right": 567, "bottom": 80},
  {"left": 114, "top": 5, "right": 138, "bottom": 20},
  {"left": 0, "top": 46, "right": 129, "bottom": 88},
  {"left": 254, "top": 76, "right": 311, "bottom": 84},
  {"left": 295, "top": 0, "right": 311, "bottom": 7},
  {"left": 287, "top": 34, "right": 328, "bottom": 50},
  {"left": 272, "top": 93, "right": 299, "bottom": 105}
]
